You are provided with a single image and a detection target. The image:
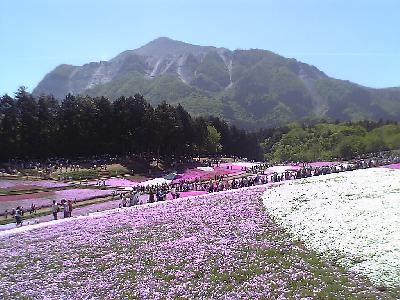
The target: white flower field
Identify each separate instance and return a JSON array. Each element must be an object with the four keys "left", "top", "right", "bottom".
[{"left": 262, "top": 167, "right": 400, "bottom": 290}]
